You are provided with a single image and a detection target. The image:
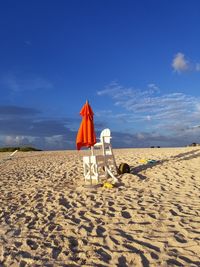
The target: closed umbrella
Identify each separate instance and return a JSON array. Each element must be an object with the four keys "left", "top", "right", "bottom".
[{"left": 76, "top": 100, "right": 96, "bottom": 150}]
